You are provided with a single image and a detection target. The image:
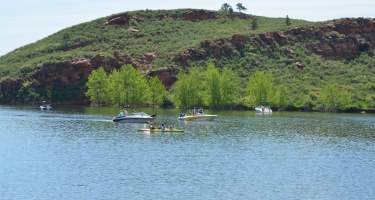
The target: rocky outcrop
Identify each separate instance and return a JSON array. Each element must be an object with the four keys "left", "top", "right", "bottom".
[
  {"left": 0, "top": 78, "right": 22, "bottom": 104},
  {"left": 106, "top": 9, "right": 252, "bottom": 25},
  {"left": 112, "top": 51, "right": 156, "bottom": 72},
  {"left": 128, "top": 27, "right": 139, "bottom": 32},
  {"left": 113, "top": 51, "right": 133, "bottom": 65},
  {"left": 174, "top": 18, "right": 375, "bottom": 66},
  {"left": 0, "top": 57, "right": 104, "bottom": 104},
  {"left": 174, "top": 35, "right": 248, "bottom": 66},
  {"left": 143, "top": 52, "right": 157, "bottom": 64},
  {"left": 288, "top": 18, "right": 375, "bottom": 59},
  {"left": 178, "top": 9, "right": 251, "bottom": 21},
  {"left": 106, "top": 13, "right": 132, "bottom": 25},
  {"left": 181, "top": 10, "right": 217, "bottom": 21},
  {"left": 0, "top": 51, "right": 173, "bottom": 104},
  {"left": 295, "top": 62, "right": 305, "bottom": 70},
  {"left": 147, "top": 67, "right": 179, "bottom": 89}
]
